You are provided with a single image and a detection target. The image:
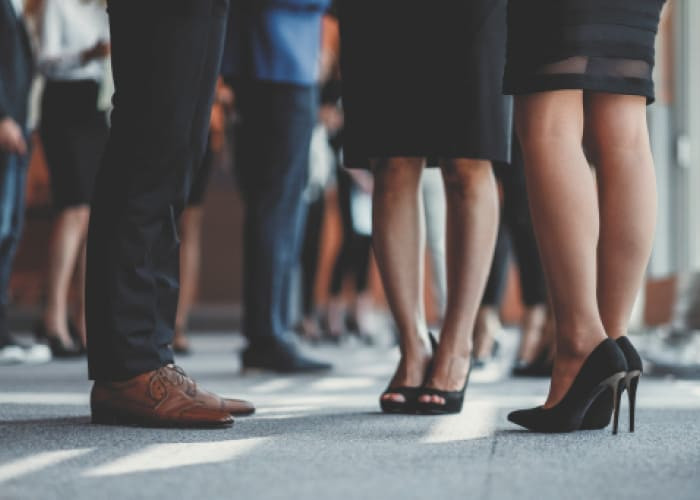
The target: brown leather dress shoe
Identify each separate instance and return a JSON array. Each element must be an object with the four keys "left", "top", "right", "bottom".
[
  {"left": 168, "top": 366, "right": 256, "bottom": 416},
  {"left": 91, "top": 365, "right": 234, "bottom": 428}
]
